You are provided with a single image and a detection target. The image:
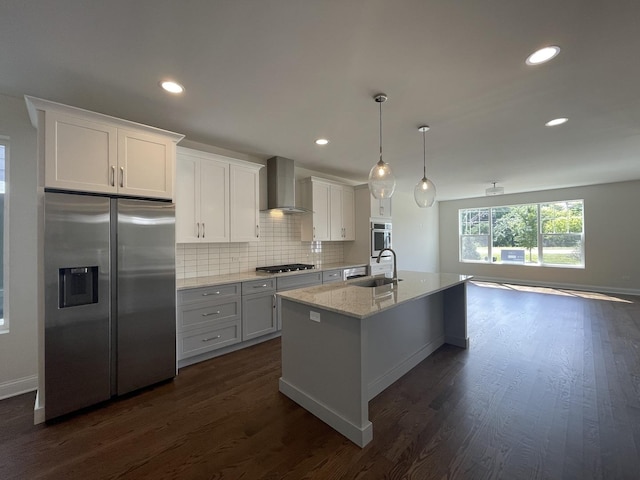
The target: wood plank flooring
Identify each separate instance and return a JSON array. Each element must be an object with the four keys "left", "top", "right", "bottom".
[{"left": 1, "top": 282, "right": 639, "bottom": 479}]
